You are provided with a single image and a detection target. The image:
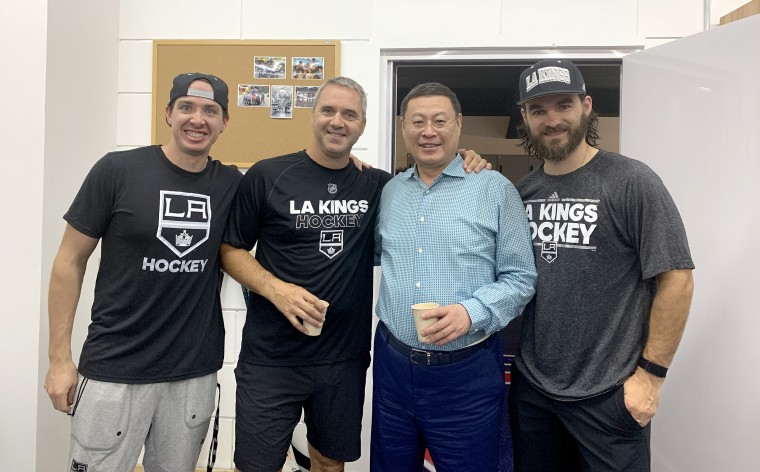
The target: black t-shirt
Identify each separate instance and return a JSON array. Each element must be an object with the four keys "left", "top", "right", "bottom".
[
  {"left": 65, "top": 145, "right": 242, "bottom": 383},
  {"left": 224, "top": 151, "right": 391, "bottom": 366}
]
